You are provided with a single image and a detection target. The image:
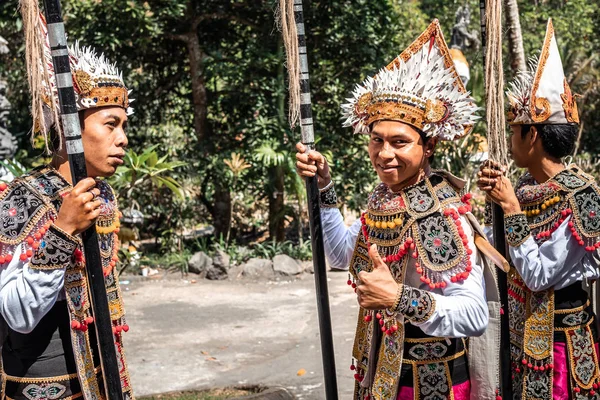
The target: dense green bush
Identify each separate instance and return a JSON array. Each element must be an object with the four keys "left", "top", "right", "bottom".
[{"left": 1, "top": 0, "right": 598, "bottom": 260}]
